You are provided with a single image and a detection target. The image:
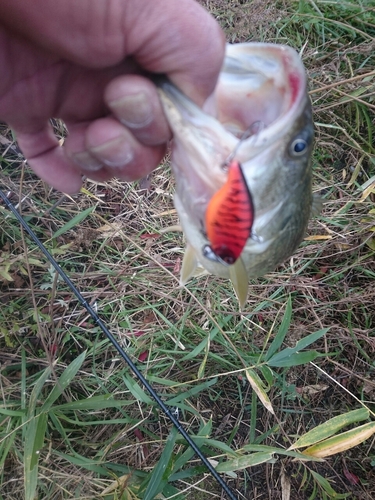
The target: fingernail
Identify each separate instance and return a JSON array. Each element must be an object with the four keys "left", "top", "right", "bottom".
[
  {"left": 90, "top": 136, "right": 134, "bottom": 168},
  {"left": 109, "top": 92, "right": 153, "bottom": 129},
  {"left": 72, "top": 151, "right": 103, "bottom": 171}
]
